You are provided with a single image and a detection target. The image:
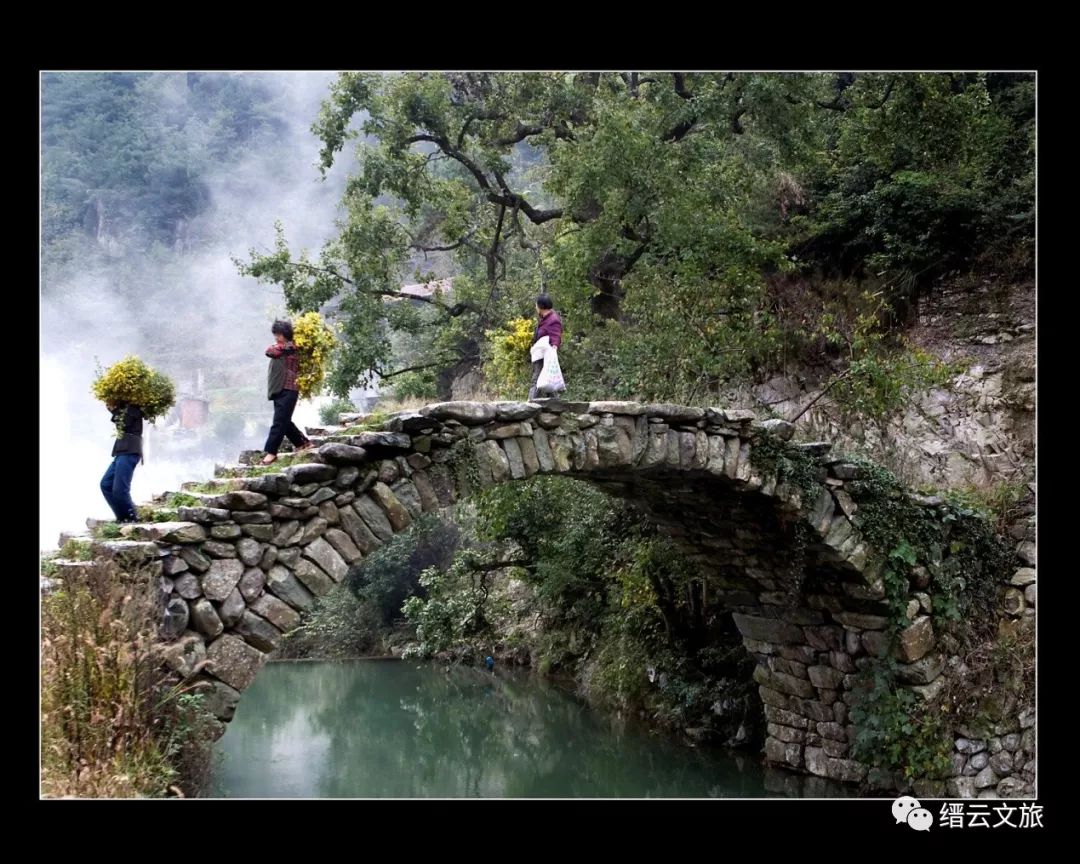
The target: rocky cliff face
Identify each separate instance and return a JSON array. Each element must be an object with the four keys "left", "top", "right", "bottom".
[{"left": 741, "top": 277, "right": 1035, "bottom": 499}]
